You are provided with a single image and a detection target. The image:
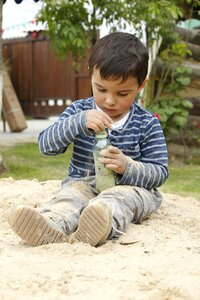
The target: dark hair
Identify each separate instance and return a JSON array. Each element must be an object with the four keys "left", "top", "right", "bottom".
[{"left": 89, "top": 32, "right": 149, "bottom": 86}]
